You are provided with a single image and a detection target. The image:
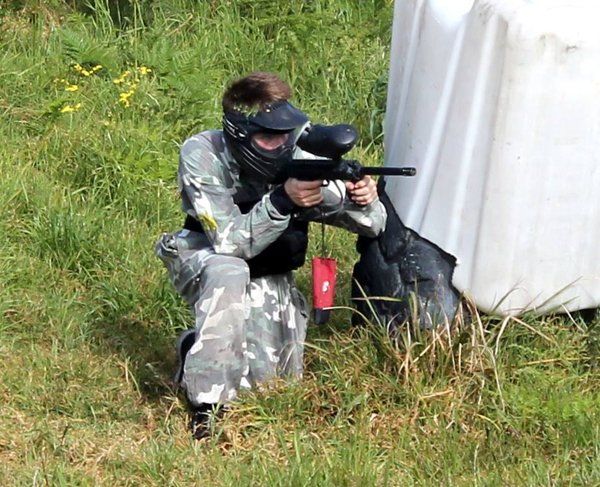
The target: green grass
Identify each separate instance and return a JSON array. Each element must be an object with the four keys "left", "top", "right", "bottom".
[{"left": 1, "top": 1, "right": 599, "bottom": 485}]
